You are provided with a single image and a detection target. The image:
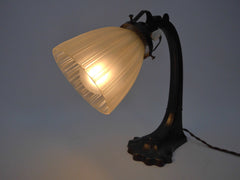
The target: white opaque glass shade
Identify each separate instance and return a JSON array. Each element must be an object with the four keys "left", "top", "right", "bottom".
[{"left": 52, "top": 27, "right": 145, "bottom": 114}]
